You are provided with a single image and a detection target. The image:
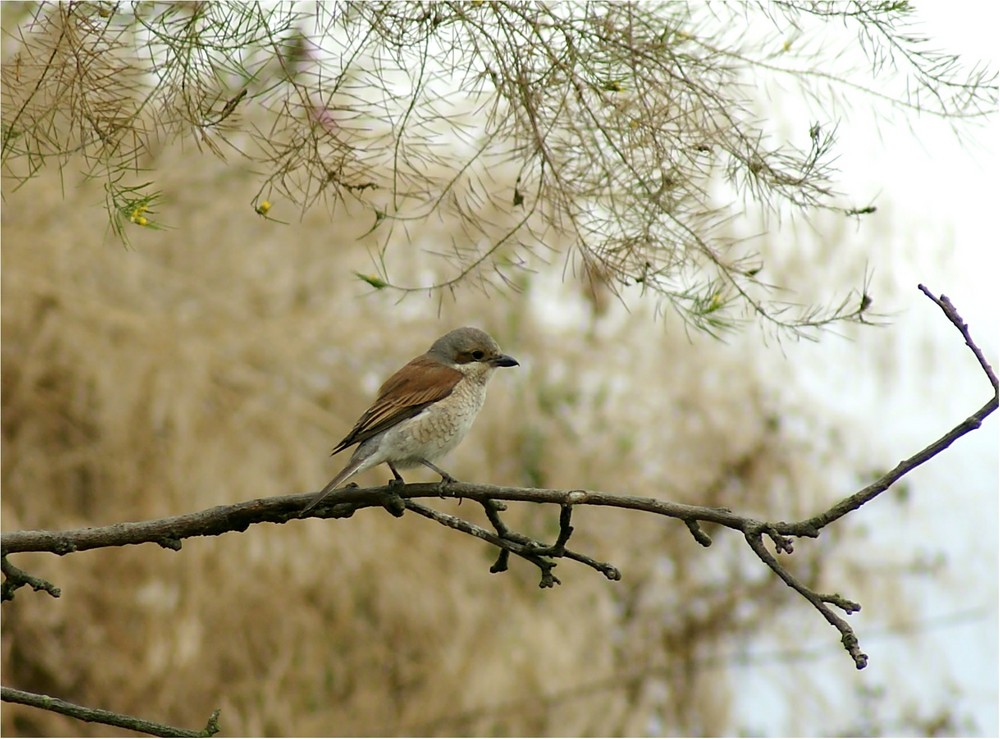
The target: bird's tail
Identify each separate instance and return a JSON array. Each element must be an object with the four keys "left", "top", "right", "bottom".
[{"left": 300, "top": 457, "right": 367, "bottom": 516}]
